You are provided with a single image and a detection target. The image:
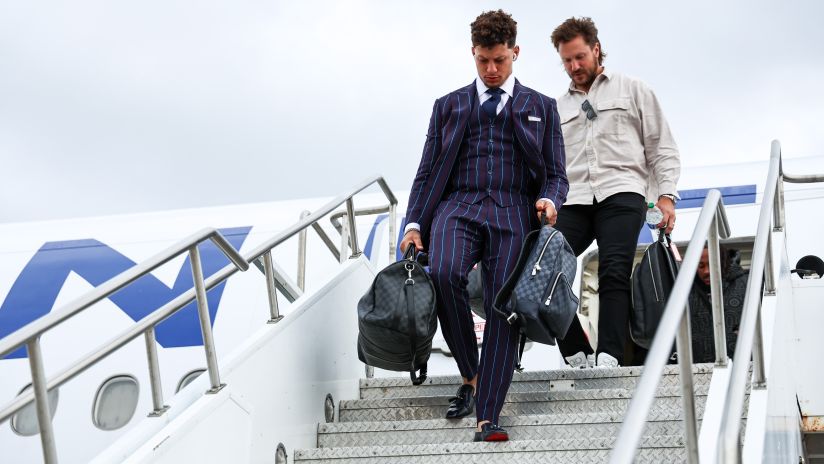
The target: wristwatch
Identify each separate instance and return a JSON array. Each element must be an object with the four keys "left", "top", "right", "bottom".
[{"left": 659, "top": 194, "right": 678, "bottom": 205}]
